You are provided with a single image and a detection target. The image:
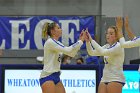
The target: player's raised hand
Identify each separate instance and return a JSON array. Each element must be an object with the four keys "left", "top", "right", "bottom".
[
  {"left": 79, "top": 29, "right": 86, "bottom": 42},
  {"left": 85, "top": 28, "right": 92, "bottom": 42},
  {"left": 124, "top": 16, "right": 129, "bottom": 30},
  {"left": 124, "top": 16, "right": 135, "bottom": 39},
  {"left": 116, "top": 17, "right": 123, "bottom": 32},
  {"left": 116, "top": 17, "right": 123, "bottom": 39}
]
